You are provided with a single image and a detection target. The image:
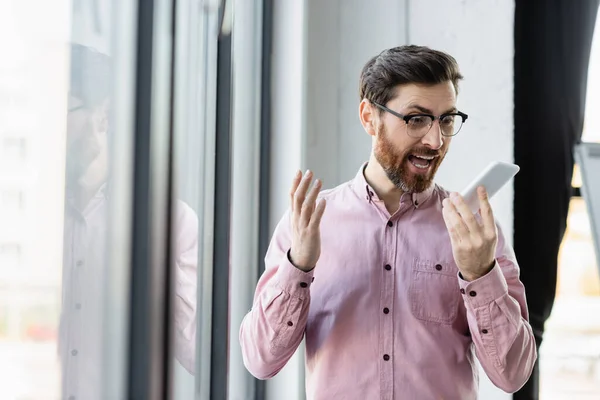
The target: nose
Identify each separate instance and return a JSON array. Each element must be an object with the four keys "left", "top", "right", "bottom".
[{"left": 420, "top": 120, "right": 443, "bottom": 150}]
